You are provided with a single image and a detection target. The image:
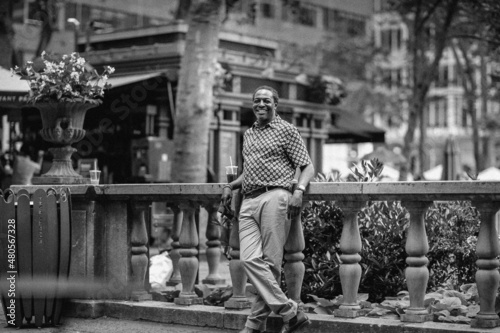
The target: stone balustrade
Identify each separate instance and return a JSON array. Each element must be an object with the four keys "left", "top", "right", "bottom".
[{"left": 10, "top": 181, "right": 500, "bottom": 329}]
